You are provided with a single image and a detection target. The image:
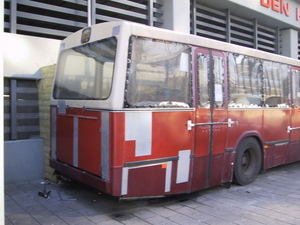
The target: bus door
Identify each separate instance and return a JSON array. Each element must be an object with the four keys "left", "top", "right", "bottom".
[
  {"left": 288, "top": 67, "right": 300, "bottom": 163},
  {"left": 191, "top": 48, "right": 234, "bottom": 191}
]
